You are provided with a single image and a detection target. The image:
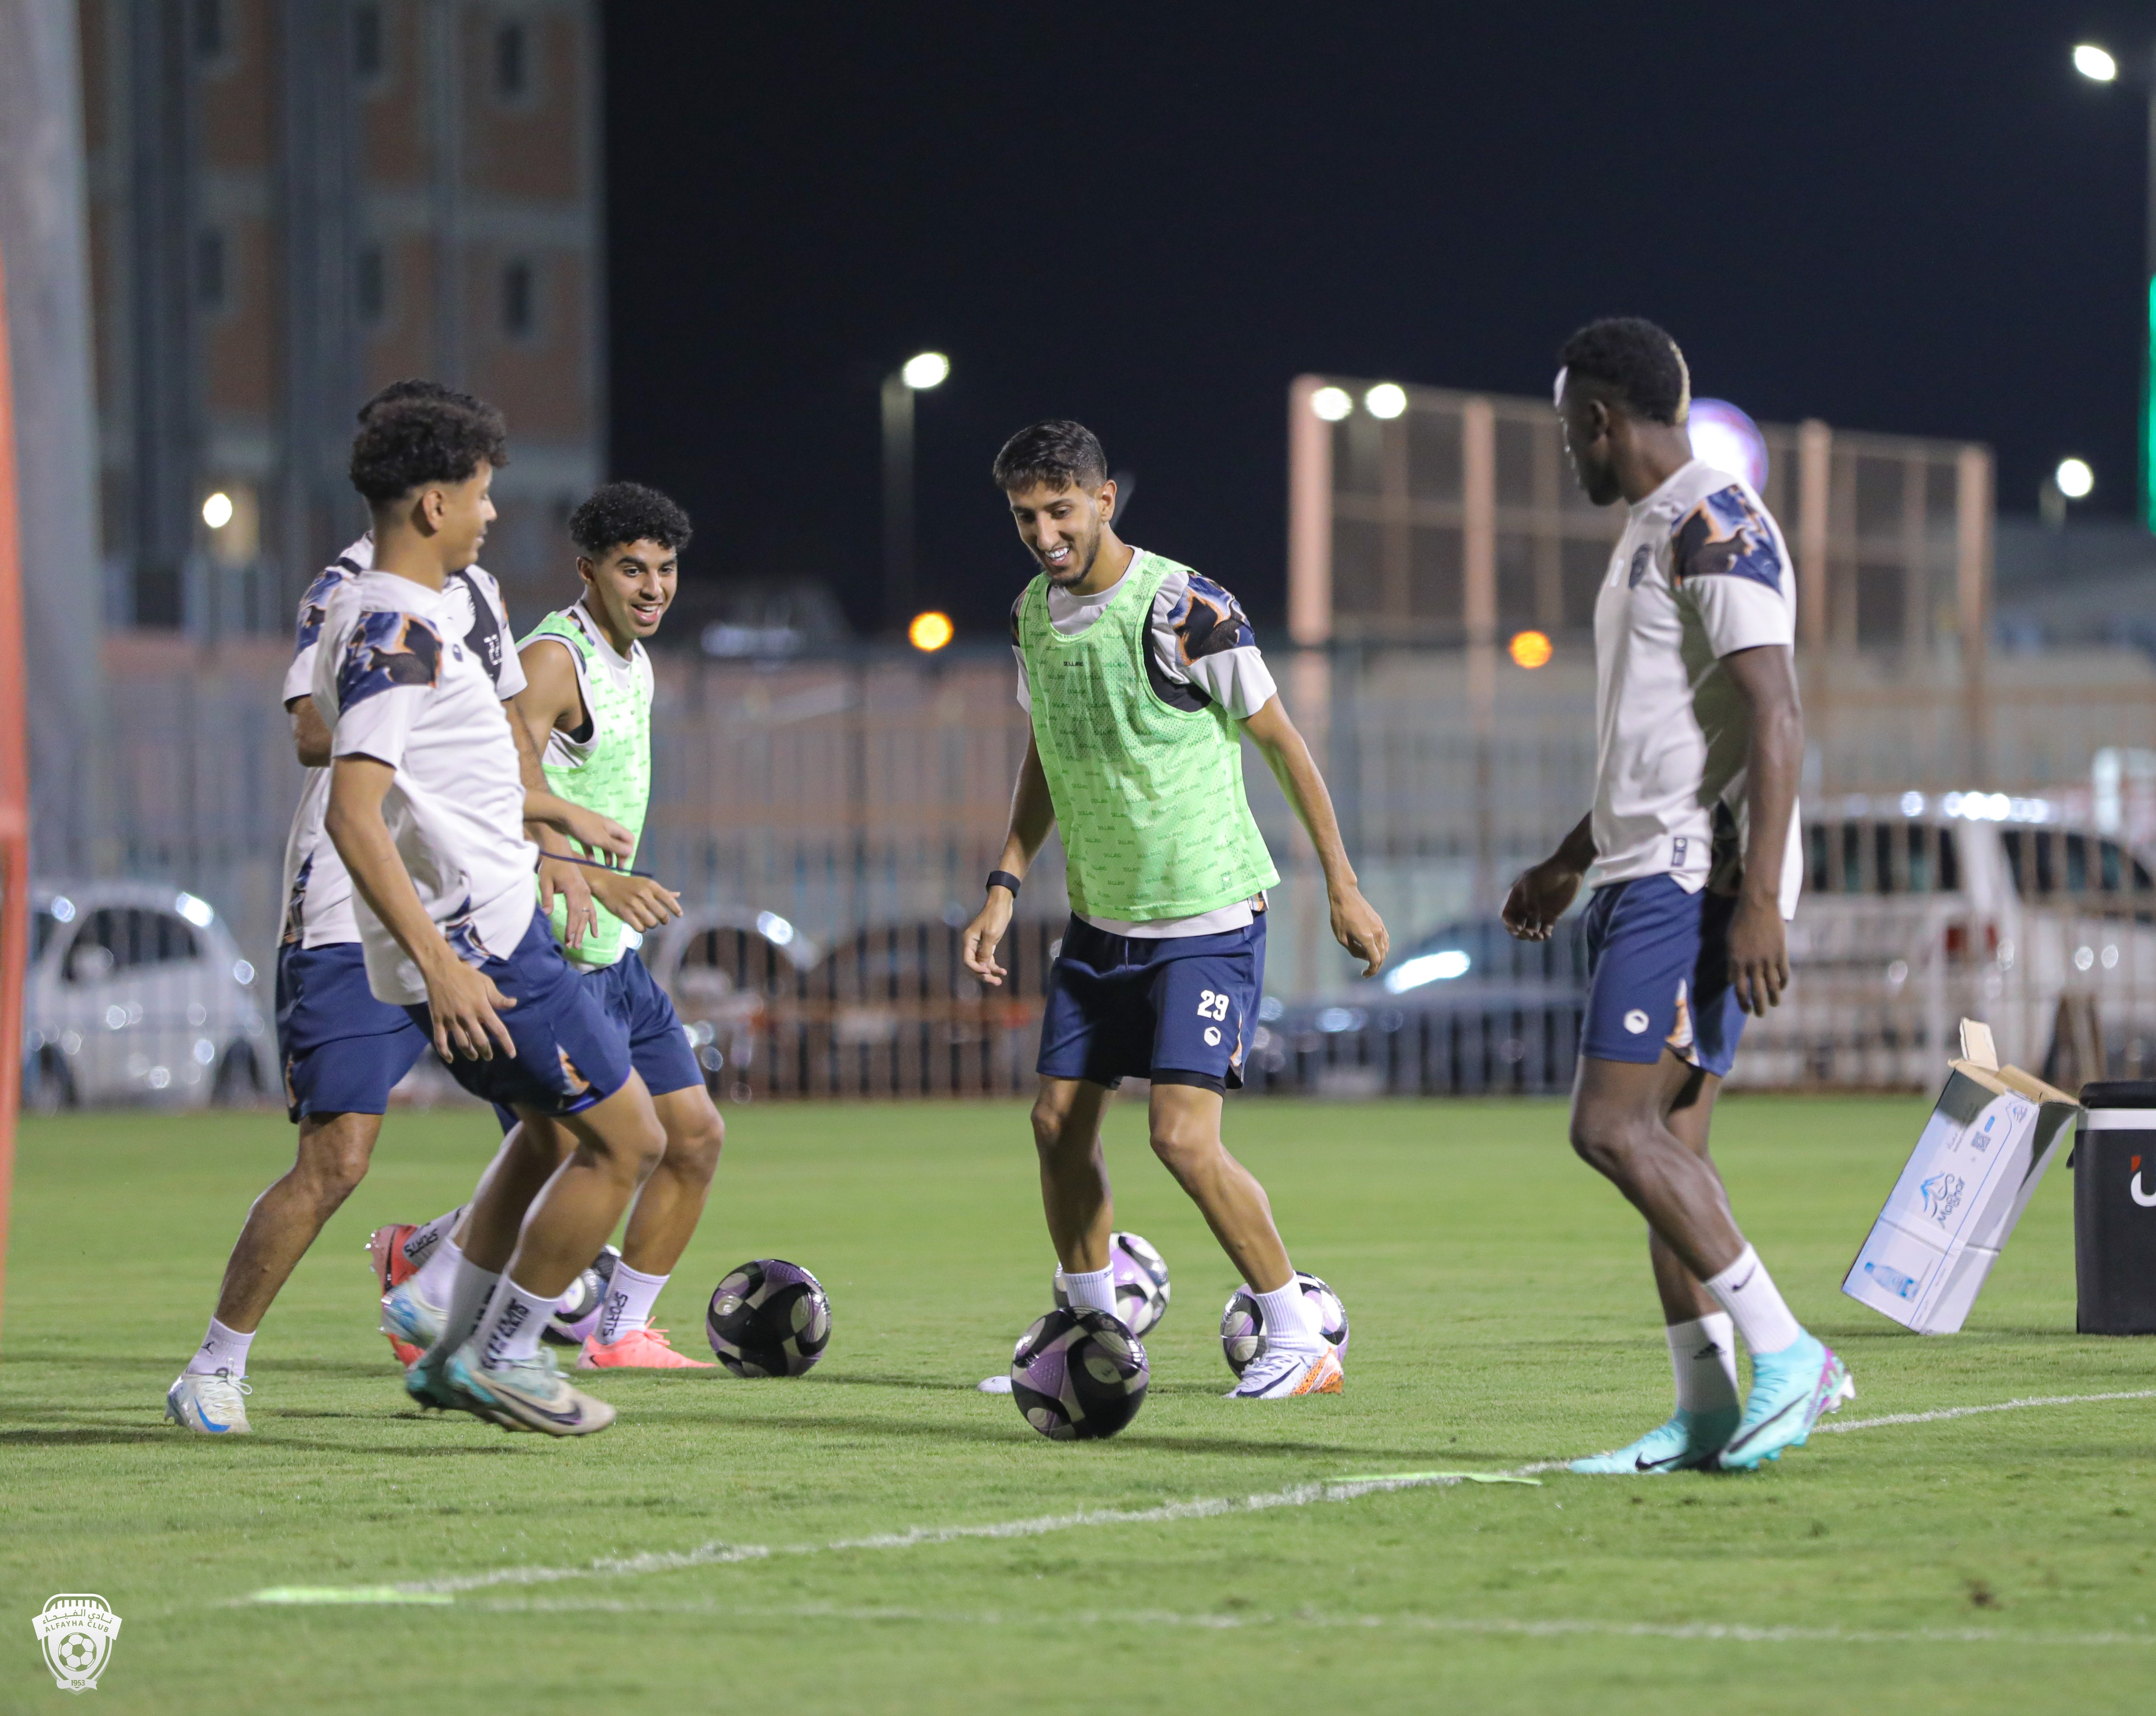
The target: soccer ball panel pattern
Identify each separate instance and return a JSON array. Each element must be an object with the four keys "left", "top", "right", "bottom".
[
  {"left": 1218, "top": 1270, "right": 1350, "bottom": 1377},
  {"left": 542, "top": 1244, "right": 620, "bottom": 1347},
  {"left": 1009, "top": 1307, "right": 1148, "bottom": 1441},
  {"left": 705, "top": 1258, "right": 833, "bottom": 1377}
]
